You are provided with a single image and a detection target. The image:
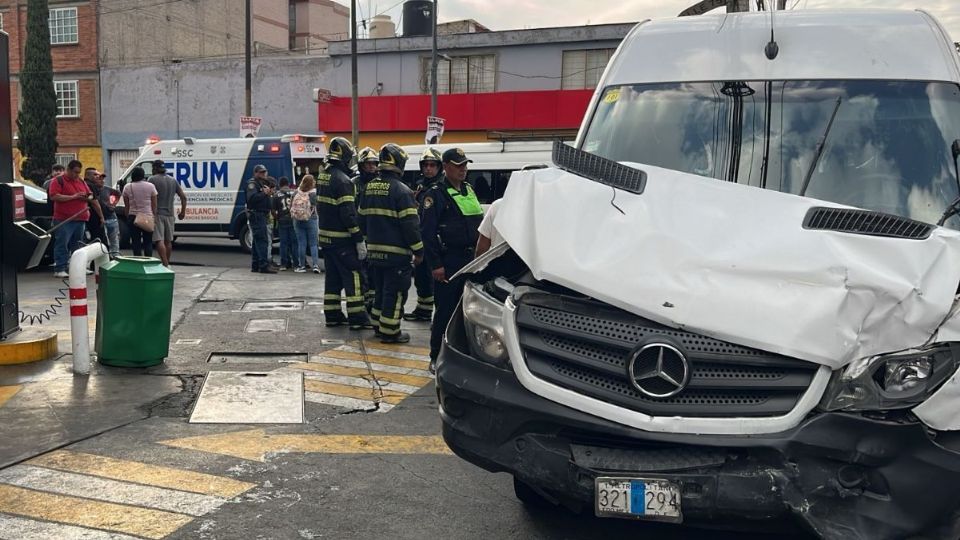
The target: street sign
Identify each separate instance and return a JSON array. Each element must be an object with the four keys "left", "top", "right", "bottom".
[
  {"left": 239, "top": 116, "right": 262, "bottom": 138},
  {"left": 313, "top": 88, "right": 332, "bottom": 103},
  {"left": 425, "top": 116, "right": 445, "bottom": 144}
]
